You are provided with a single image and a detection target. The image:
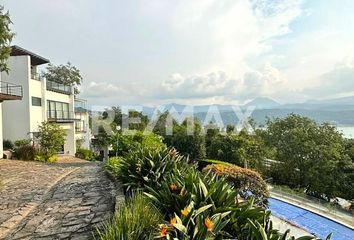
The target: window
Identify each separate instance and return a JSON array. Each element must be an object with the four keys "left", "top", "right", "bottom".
[
  {"left": 47, "top": 100, "right": 70, "bottom": 119},
  {"left": 32, "top": 97, "right": 42, "bottom": 106}
]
